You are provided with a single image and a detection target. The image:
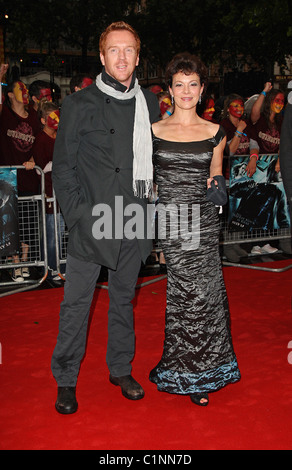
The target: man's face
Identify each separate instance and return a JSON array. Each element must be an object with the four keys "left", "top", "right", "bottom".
[
  {"left": 13, "top": 81, "right": 29, "bottom": 105},
  {"left": 100, "top": 30, "right": 139, "bottom": 88}
]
